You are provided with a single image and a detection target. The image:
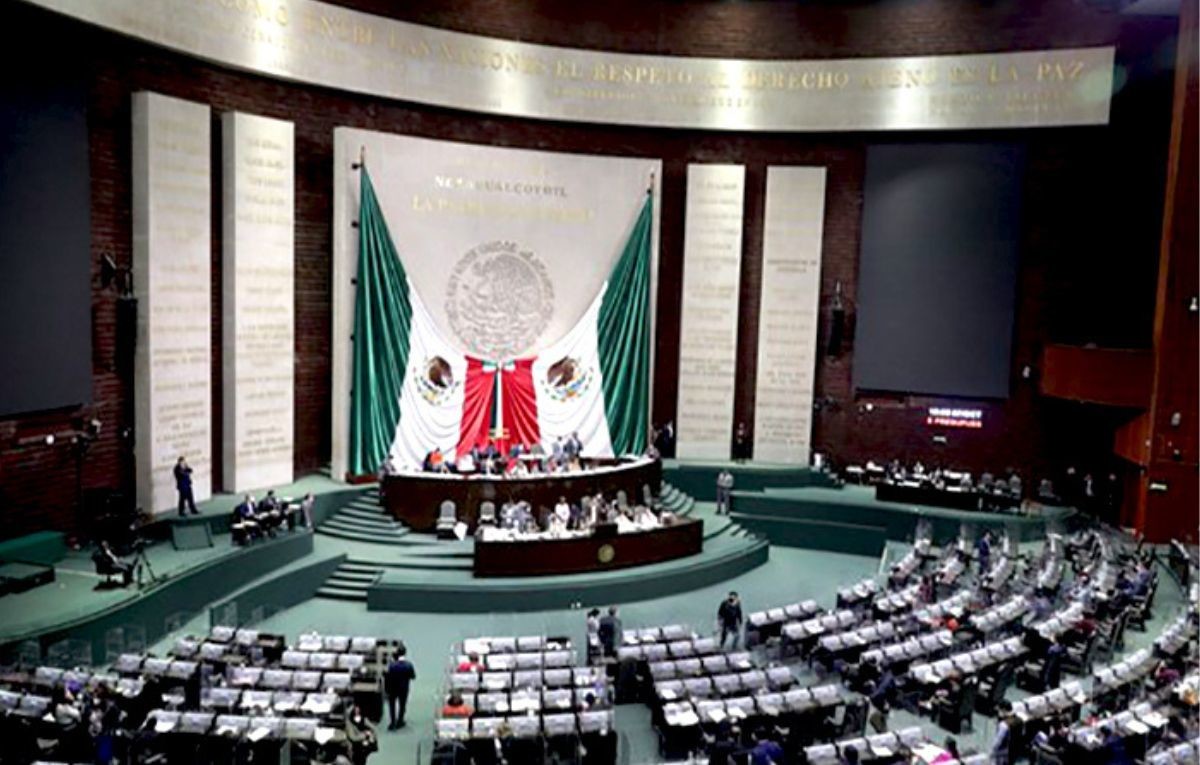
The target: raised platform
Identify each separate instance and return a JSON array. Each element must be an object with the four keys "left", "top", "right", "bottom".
[
  {"left": 365, "top": 523, "right": 768, "bottom": 612},
  {"left": 732, "top": 484, "right": 1075, "bottom": 555},
  {"left": 0, "top": 472, "right": 362, "bottom": 664},
  {"left": 663, "top": 460, "right": 838, "bottom": 502},
  {"left": 308, "top": 481, "right": 770, "bottom": 611},
  {"left": 0, "top": 530, "right": 313, "bottom": 664}
]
